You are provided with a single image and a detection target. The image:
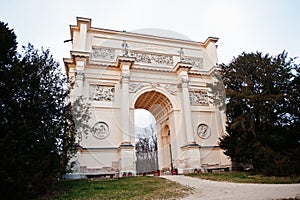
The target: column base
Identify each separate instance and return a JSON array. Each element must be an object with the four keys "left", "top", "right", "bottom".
[
  {"left": 119, "top": 142, "right": 133, "bottom": 148},
  {"left": 180, "top": 143, "right": 201, "bottom": 171},
  {"left": 119, "top": 143, "right": 135, "bottom": 176},
  {"left": 181, "top": 143, "right": 201, "bottom": 149}
]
